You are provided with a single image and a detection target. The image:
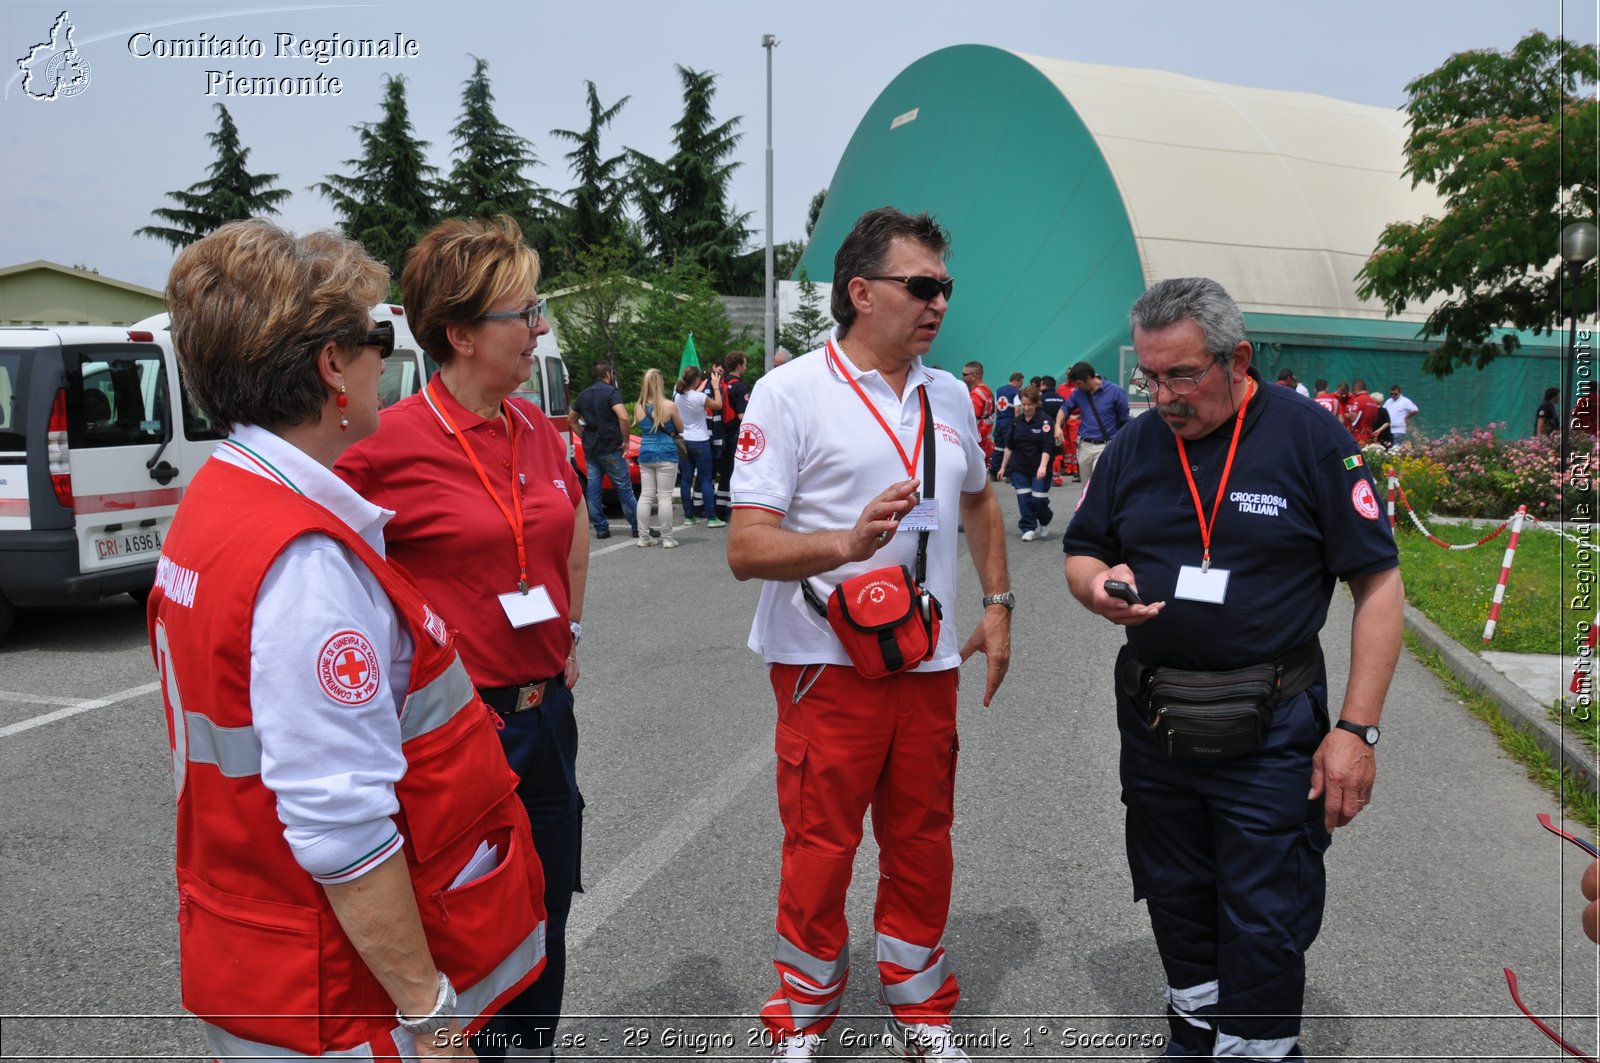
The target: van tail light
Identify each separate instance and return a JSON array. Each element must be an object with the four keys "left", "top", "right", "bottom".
[
  {"left": 48, "top": 388, "right": 73, "bottom": 507},
  {"left": 126, "top": 330, "right": 155, "bottom": 342}
]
